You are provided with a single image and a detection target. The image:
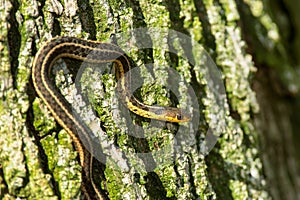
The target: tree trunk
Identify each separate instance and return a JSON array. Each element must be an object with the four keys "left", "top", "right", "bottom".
[{"left": 0, "top": 0, "right": 298, "bottom": 199}]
